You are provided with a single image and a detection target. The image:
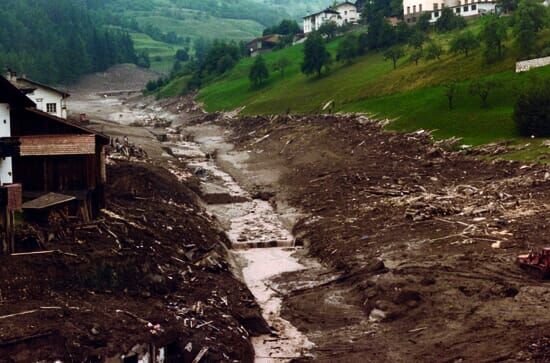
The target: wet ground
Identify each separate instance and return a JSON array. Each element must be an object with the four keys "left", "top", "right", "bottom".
[{"left": 67, "top": 66, "right": 550, "bottom": 362}]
